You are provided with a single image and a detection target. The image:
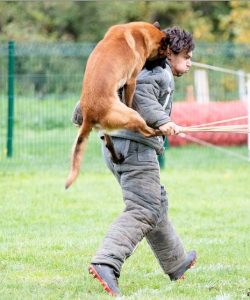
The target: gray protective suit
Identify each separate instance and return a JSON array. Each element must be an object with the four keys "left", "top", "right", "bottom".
[{"left": 90, "top": 62, "right": 187, "bottom": 276}]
